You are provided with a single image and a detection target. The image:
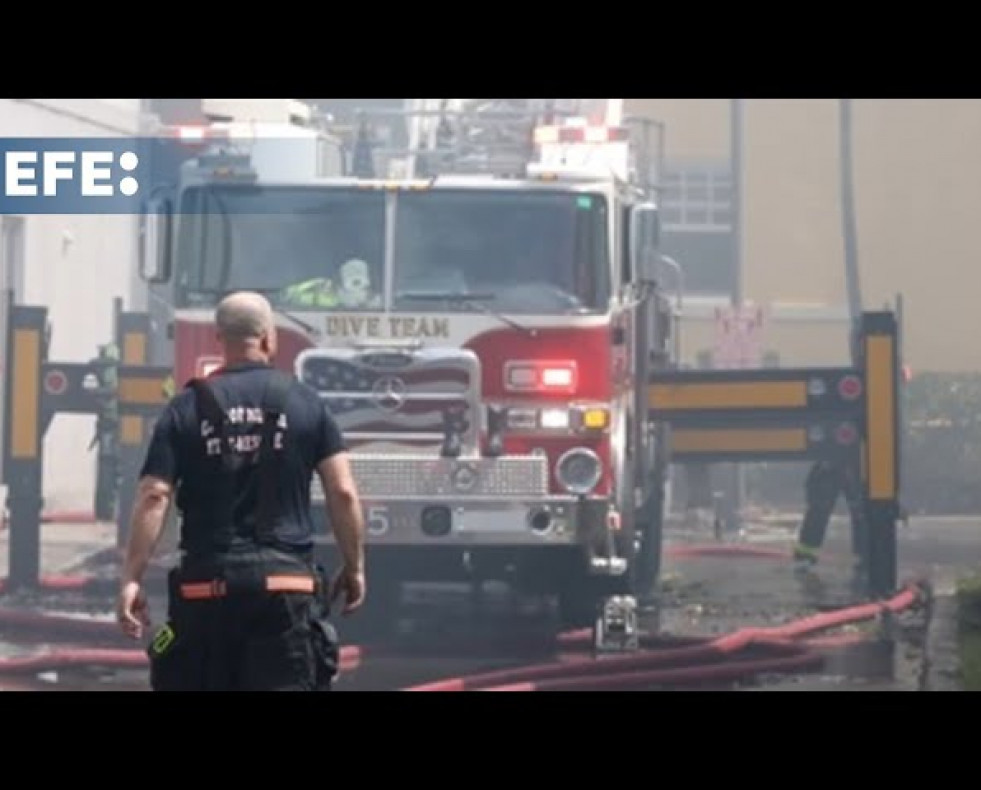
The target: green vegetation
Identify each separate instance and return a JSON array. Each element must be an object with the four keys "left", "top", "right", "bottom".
[{"left": 956, "top": 575, "right": 981, "bottom": 690}]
